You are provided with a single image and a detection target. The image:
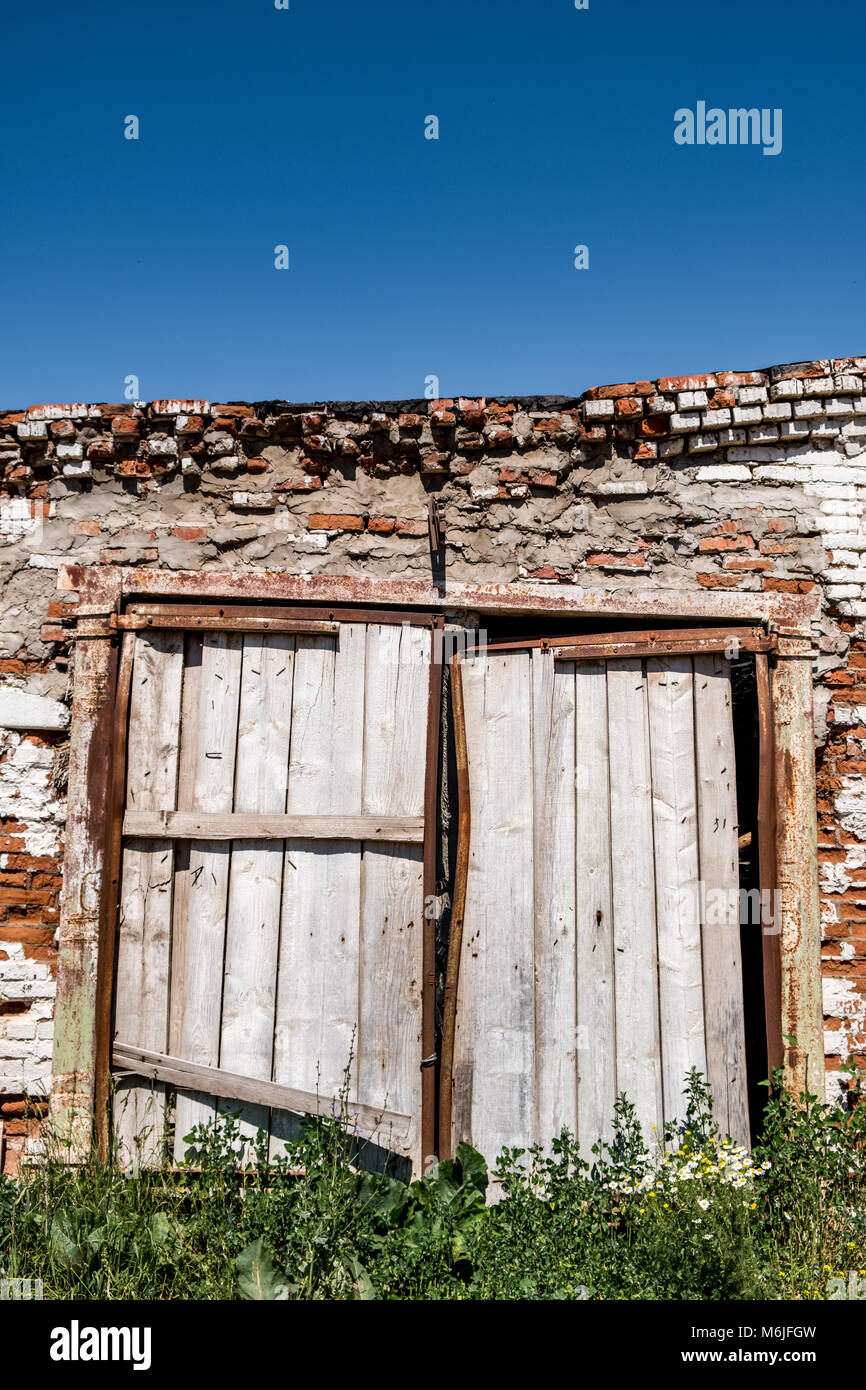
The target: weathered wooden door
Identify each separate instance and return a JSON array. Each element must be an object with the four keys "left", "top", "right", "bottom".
[
  {"left": 450, "top": 646, "right": 749, "bottom": 1167},
  {"left": 112, "top": 617, "right": 432, "bottom": 1172}
]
